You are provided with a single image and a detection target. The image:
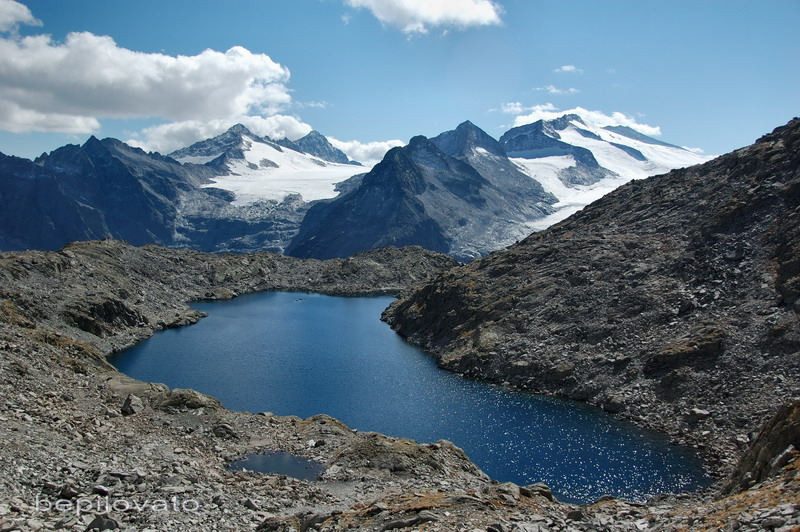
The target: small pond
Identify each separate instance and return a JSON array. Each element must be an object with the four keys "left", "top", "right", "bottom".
[{"left": 227, "top": 452, "right": 326, "bottom": 481}]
